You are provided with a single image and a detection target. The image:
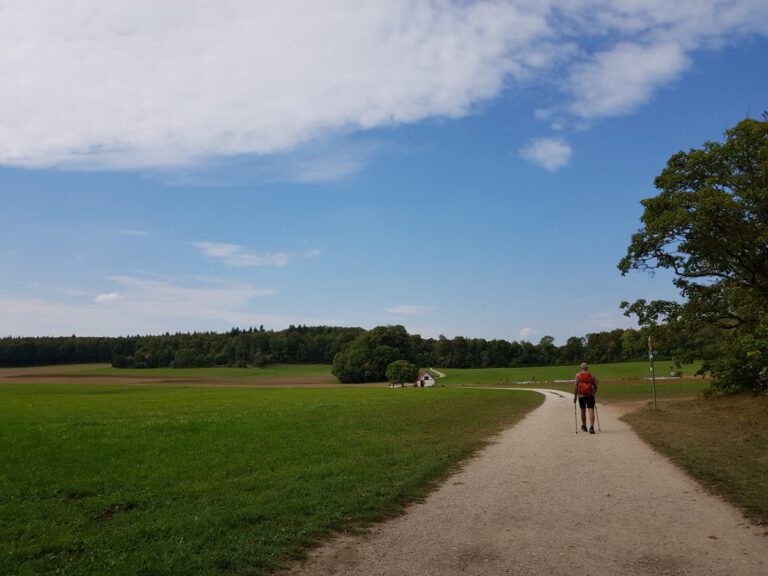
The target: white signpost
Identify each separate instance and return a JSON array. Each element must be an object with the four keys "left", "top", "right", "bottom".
[{"left": 648, "top": 336, "right": 657, "bottom": 411}]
